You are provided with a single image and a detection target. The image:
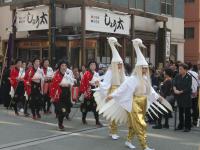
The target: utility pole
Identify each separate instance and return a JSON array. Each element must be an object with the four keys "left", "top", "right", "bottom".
[
  {"left": 49, "top": 0, "right": 56, "bottom": 67},
  {"left": 81, "top": 2, "right": 86, "bottom": 66}
]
